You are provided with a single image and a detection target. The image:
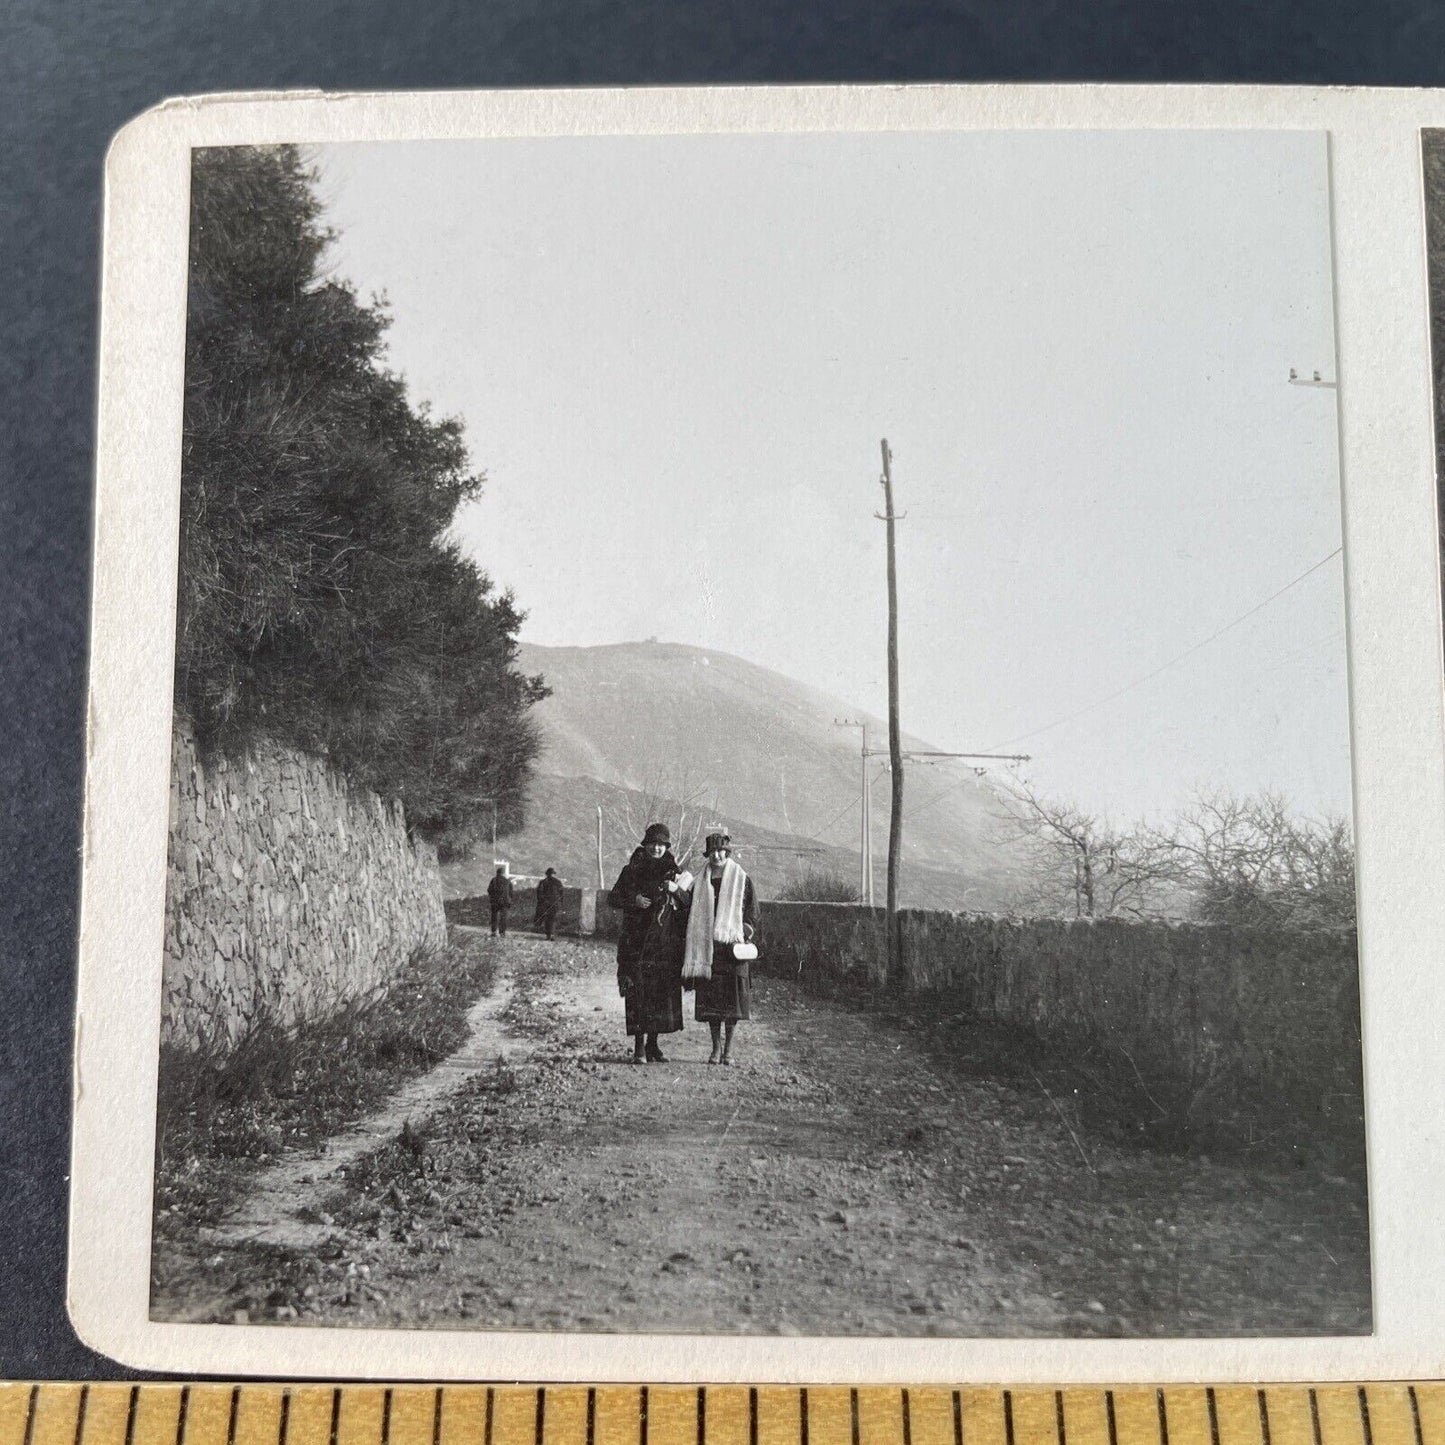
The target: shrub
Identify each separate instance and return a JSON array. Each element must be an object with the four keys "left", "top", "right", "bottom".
[
  {"left": 776, "top": 869, "right": 861, "bottom": 903},
  {"left": 153, "top": 930, "right": 497, "bottom": 1227}
]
